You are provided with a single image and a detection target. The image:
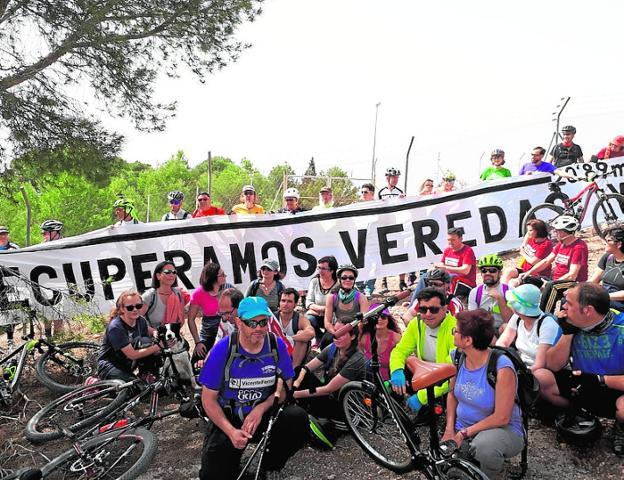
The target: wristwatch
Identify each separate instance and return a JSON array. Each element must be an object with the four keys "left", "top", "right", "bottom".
[{"left": 459, "top": 428, "right": 469, "bottom": 440}]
